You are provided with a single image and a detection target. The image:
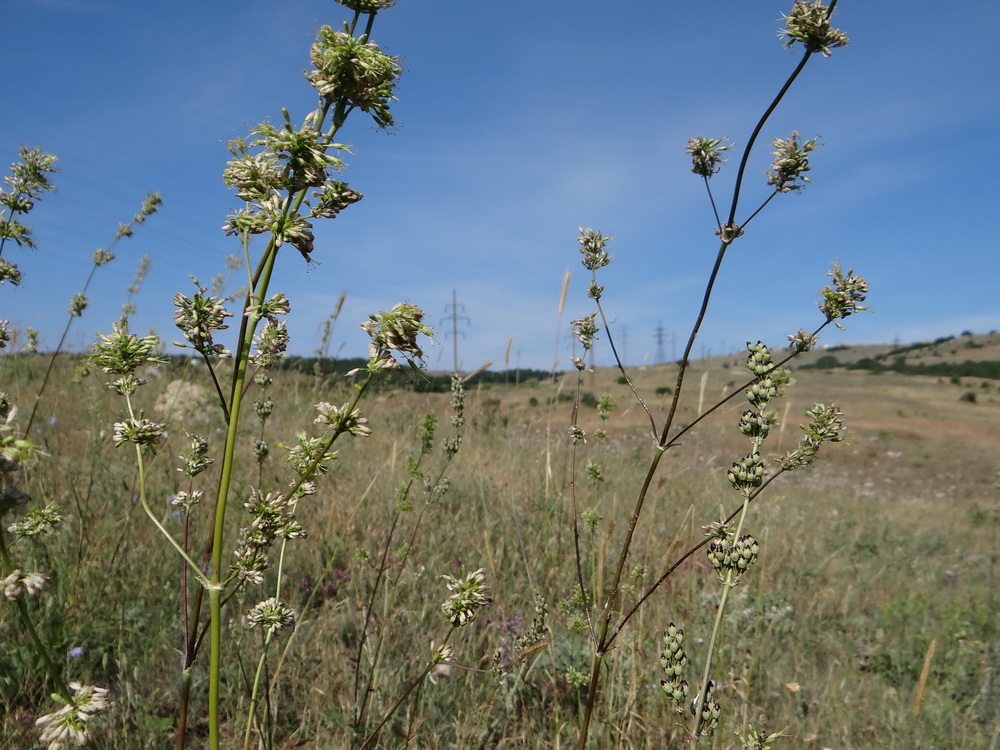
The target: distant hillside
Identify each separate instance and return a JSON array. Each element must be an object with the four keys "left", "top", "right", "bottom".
[{"left": 794, "top": 330, "right": 1000, "bottom": 380}]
